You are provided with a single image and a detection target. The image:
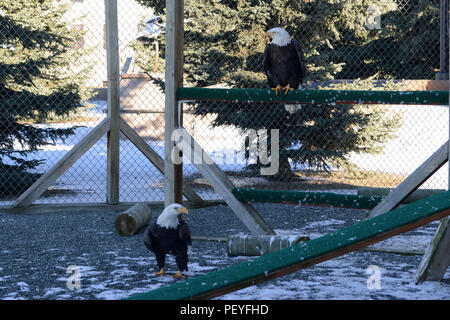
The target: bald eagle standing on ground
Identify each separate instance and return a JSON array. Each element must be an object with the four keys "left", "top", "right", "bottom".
[
  {"left": 264, "top": 27, "right": 305, "bottom": 113},
  {"left": 143, "top": 204, "right": 191, "bottom": 279}
]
